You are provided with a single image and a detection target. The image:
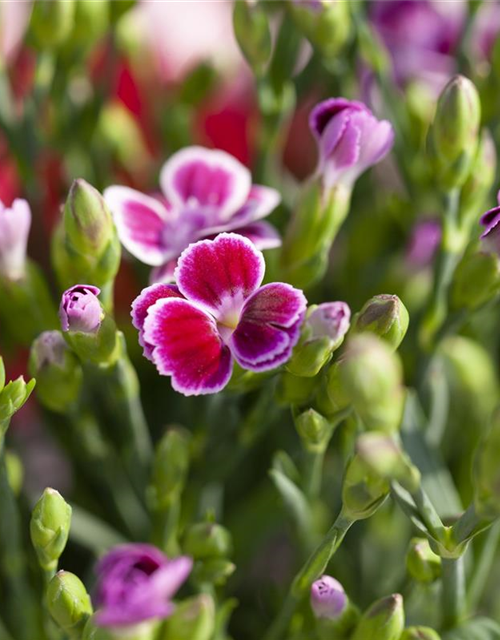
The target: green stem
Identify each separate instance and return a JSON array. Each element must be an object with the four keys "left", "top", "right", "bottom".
[
  {"left": 441, "top": 556, "right": 466, "bottom": 630},
  {"left": 303, "top": 448, "right": 325, "bottom": 501},
  {"left": 151, "top": 499, "right": 182, "bottom": 556},
  {"left": 263, "top": 512, "right": 354, "bottom": 640},
  {"left": 467, "top": 520, "right": 500, "bottom": 611}
]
